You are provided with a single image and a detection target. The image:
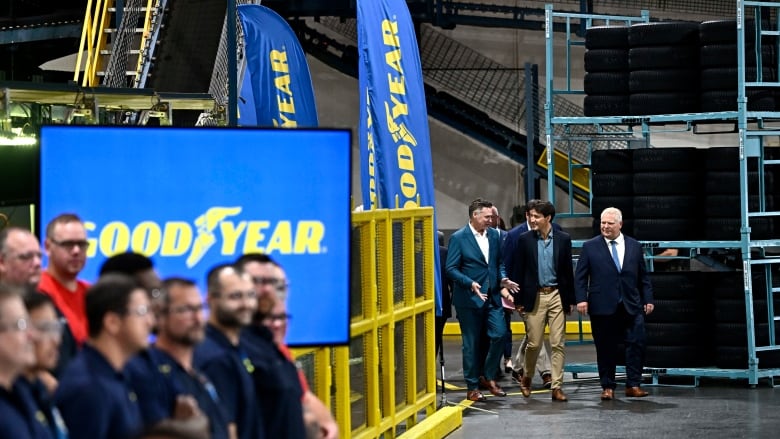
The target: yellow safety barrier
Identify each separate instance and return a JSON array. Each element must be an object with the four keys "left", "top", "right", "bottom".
[{"left": 292, "top": 207, "right": 438, "bottom": 438}]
